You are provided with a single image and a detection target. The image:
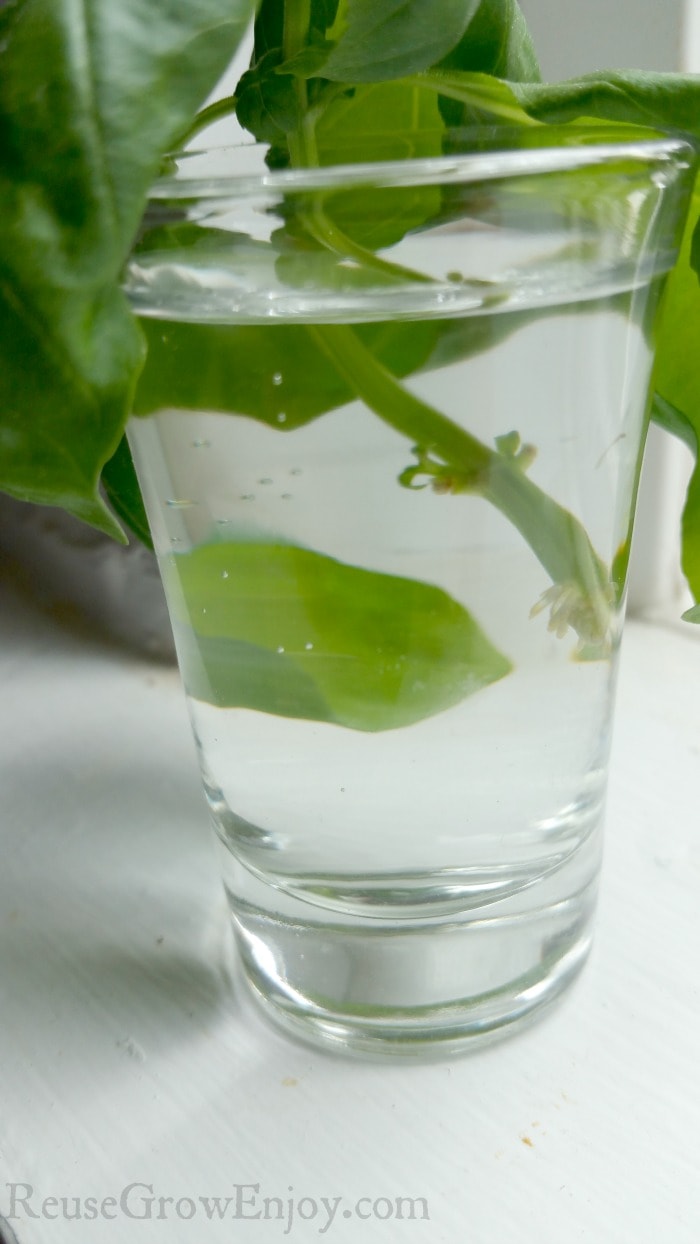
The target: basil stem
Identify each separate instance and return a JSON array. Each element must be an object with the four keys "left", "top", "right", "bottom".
[{"left": 308, "top": 323, "right": 613, "bottom": 646}]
